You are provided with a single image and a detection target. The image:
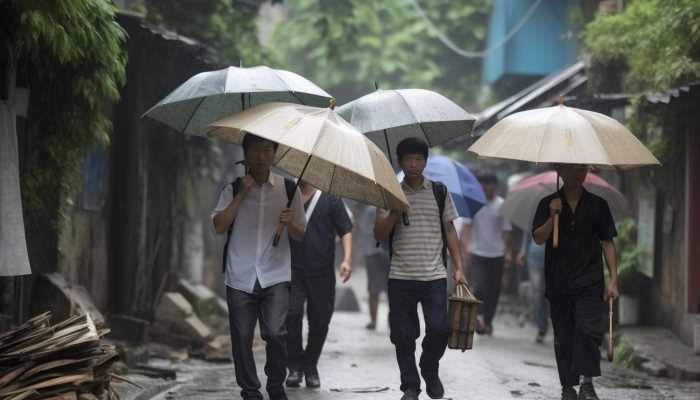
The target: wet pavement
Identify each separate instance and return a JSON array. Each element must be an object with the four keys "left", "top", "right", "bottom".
[{"left": 124, "top": 267, "right": 700, "bottom": 400}]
